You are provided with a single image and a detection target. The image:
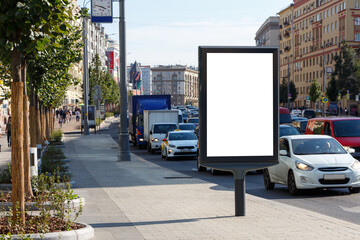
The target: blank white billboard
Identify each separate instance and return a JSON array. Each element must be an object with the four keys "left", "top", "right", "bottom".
[{"left": 206, "top": 53, "right": 274, "bottom": 157}]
